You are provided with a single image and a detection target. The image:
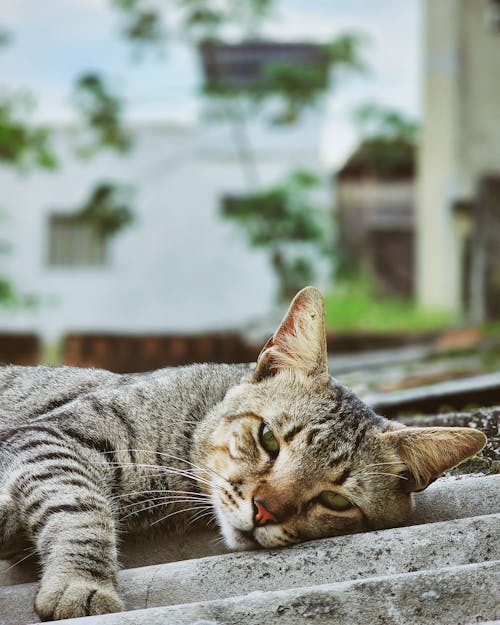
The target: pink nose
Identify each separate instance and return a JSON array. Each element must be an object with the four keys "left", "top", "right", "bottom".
[{"left": 253, "top": 498, "right": 277, "bottom": 526}]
